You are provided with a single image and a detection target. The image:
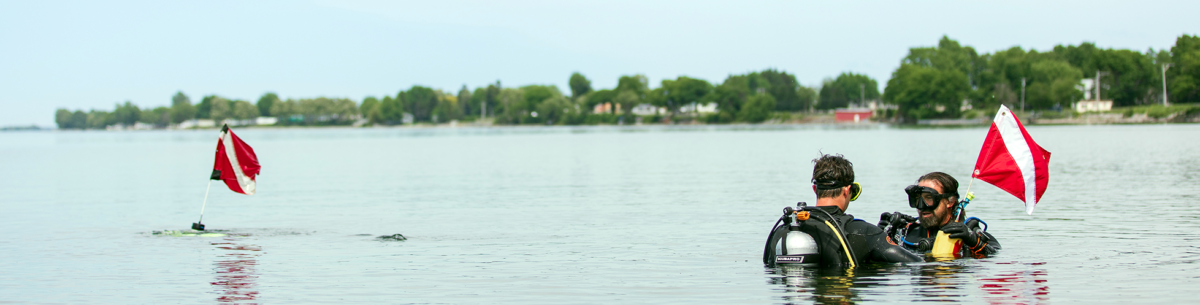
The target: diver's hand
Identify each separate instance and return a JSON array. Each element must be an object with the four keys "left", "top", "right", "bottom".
[
  {"left": 942, "top": 220, "right": 982, "bottom": 248},
  {"left": 877, "top": 212, "right": 915, "bottom": 229}
]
